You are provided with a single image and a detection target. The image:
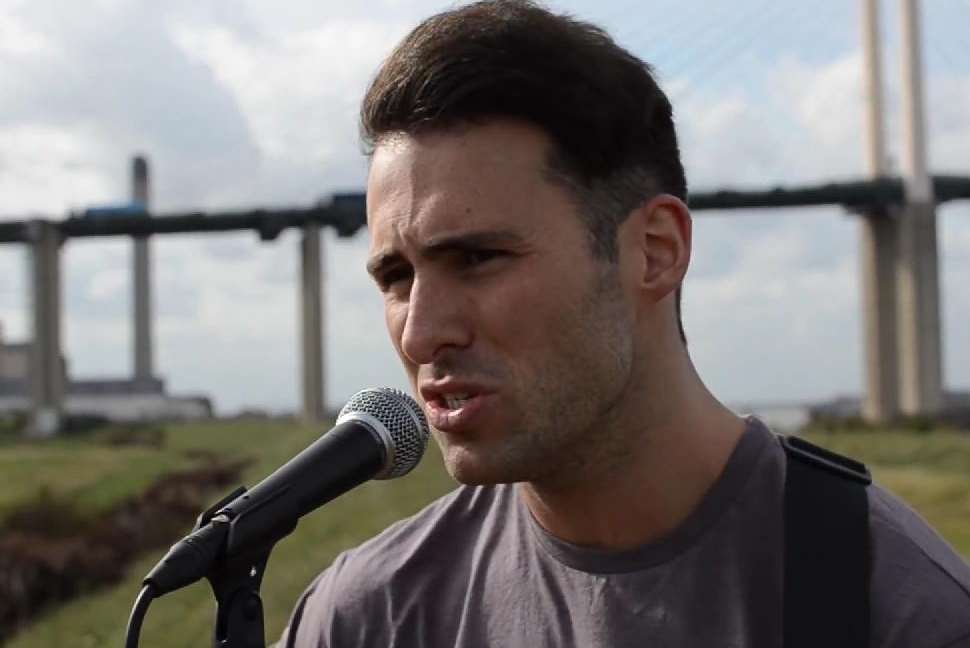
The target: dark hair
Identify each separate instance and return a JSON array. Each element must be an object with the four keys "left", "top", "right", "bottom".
[{"left": 361, "top": 0, "right": 687, "bottom": 343}]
